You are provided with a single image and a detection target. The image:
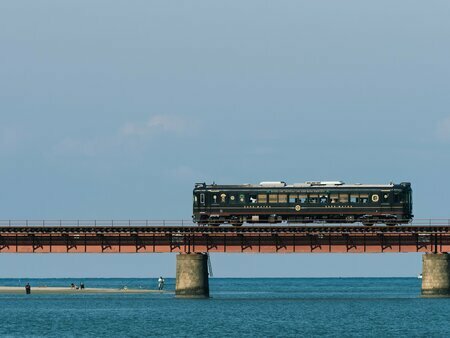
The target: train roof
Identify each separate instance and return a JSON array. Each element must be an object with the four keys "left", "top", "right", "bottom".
[{"left": 195, "top": 181, "right": 411, "bottom": 189}]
